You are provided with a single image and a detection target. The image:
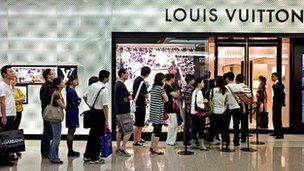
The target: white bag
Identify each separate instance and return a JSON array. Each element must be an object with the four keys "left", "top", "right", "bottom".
[
  {"left": 130, "top": 81, "right": 144, "bottom": 114},
  {"left": 43, "top": 92, "right": 64, "bottom": 122}
]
